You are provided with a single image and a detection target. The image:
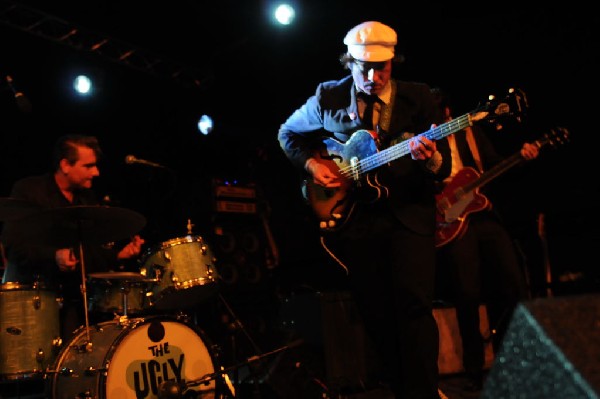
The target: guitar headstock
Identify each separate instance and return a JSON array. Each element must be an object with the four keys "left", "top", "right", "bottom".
[
  {"left": 538, "top": 126, "right": 570, "bottom": 149},
  {"left": 474, "top": 87, "right": 529, "bottom": 128}
]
